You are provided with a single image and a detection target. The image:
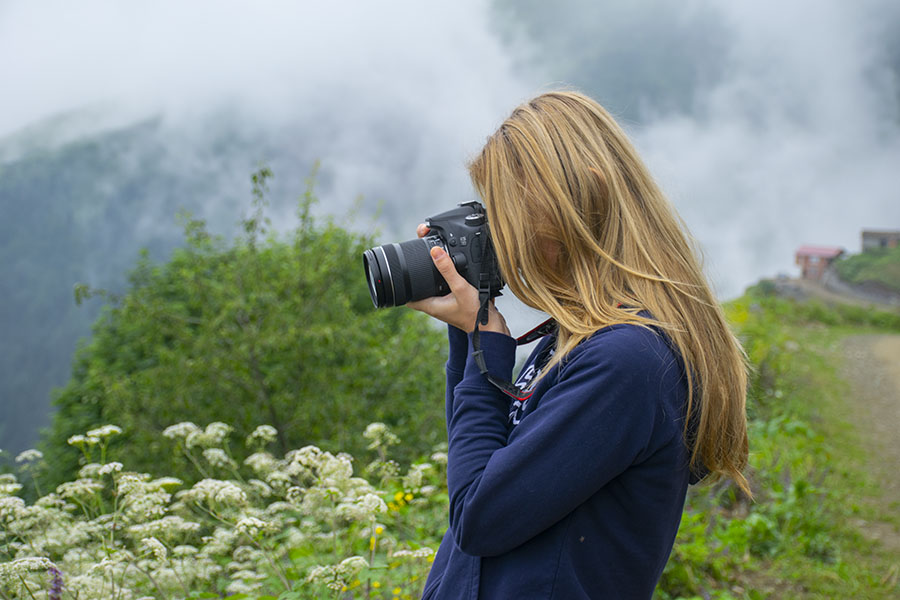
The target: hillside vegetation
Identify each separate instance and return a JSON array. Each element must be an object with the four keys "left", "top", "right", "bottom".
[
  {"left": 38, "top": 170, "right": 447, "bottom": 489},
  {"left": 833, "top": 245, "right": 900, "bottom": 294}
]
